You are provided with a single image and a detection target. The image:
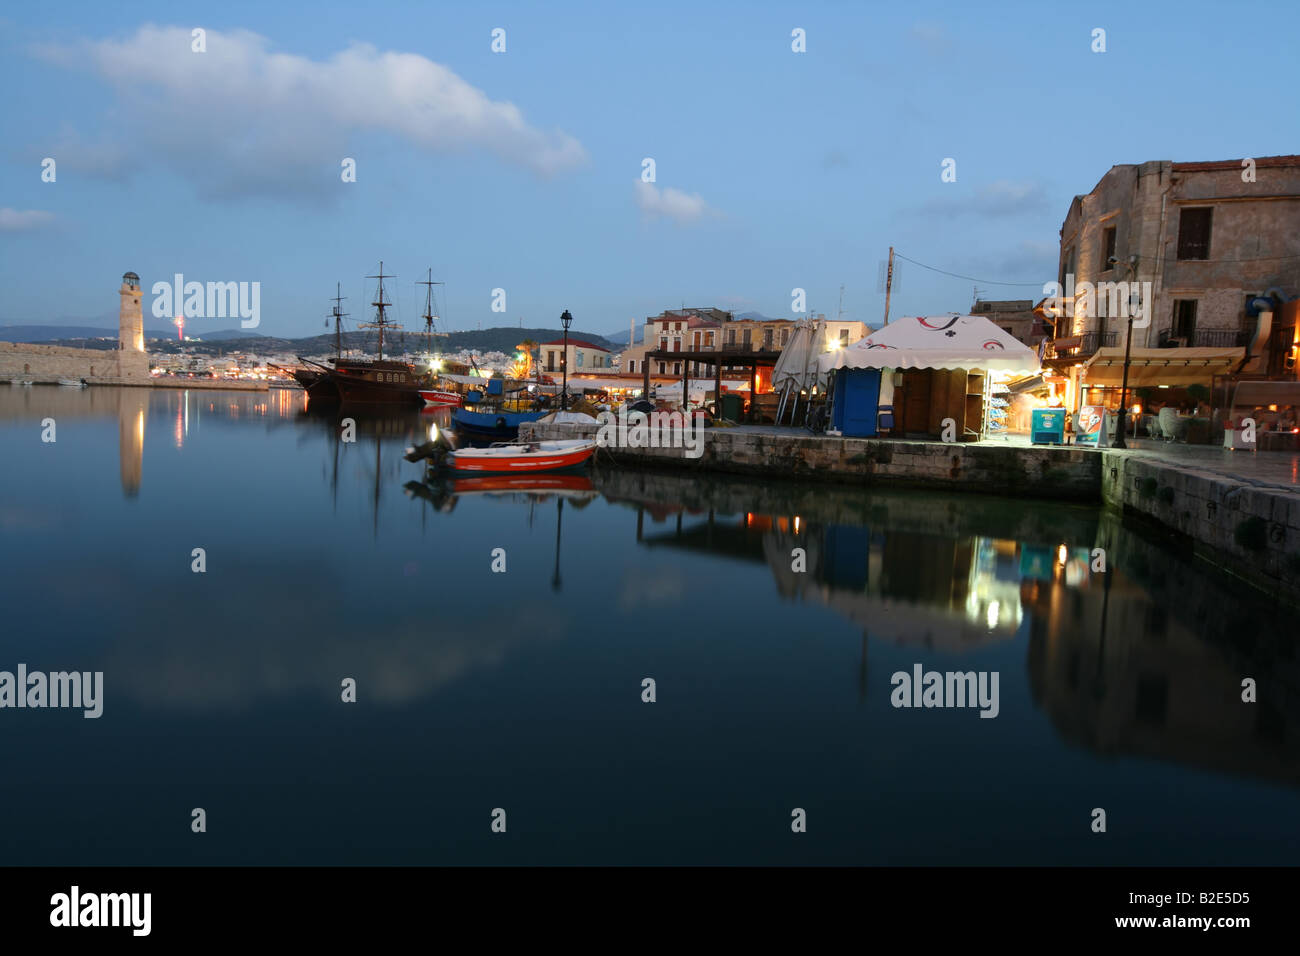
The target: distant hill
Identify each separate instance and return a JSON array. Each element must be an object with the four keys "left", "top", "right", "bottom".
[{"left": 0, "top": 324, "right": 177, "bottom": 343}]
